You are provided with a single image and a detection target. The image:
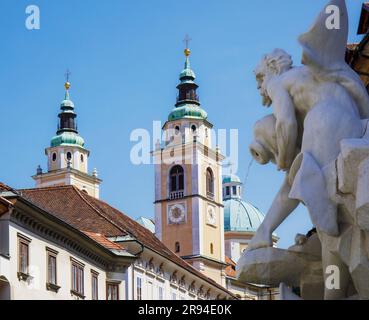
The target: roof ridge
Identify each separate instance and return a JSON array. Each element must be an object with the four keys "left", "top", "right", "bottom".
[
  {"left": 72, "top": 186, "right": 135, "bottom": 239},
  {"left": 19, "top": 185, "right": 74, "bottom": 192},
  {"left": 0, "top": 182, "right": 19, "bottom": 193}
]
